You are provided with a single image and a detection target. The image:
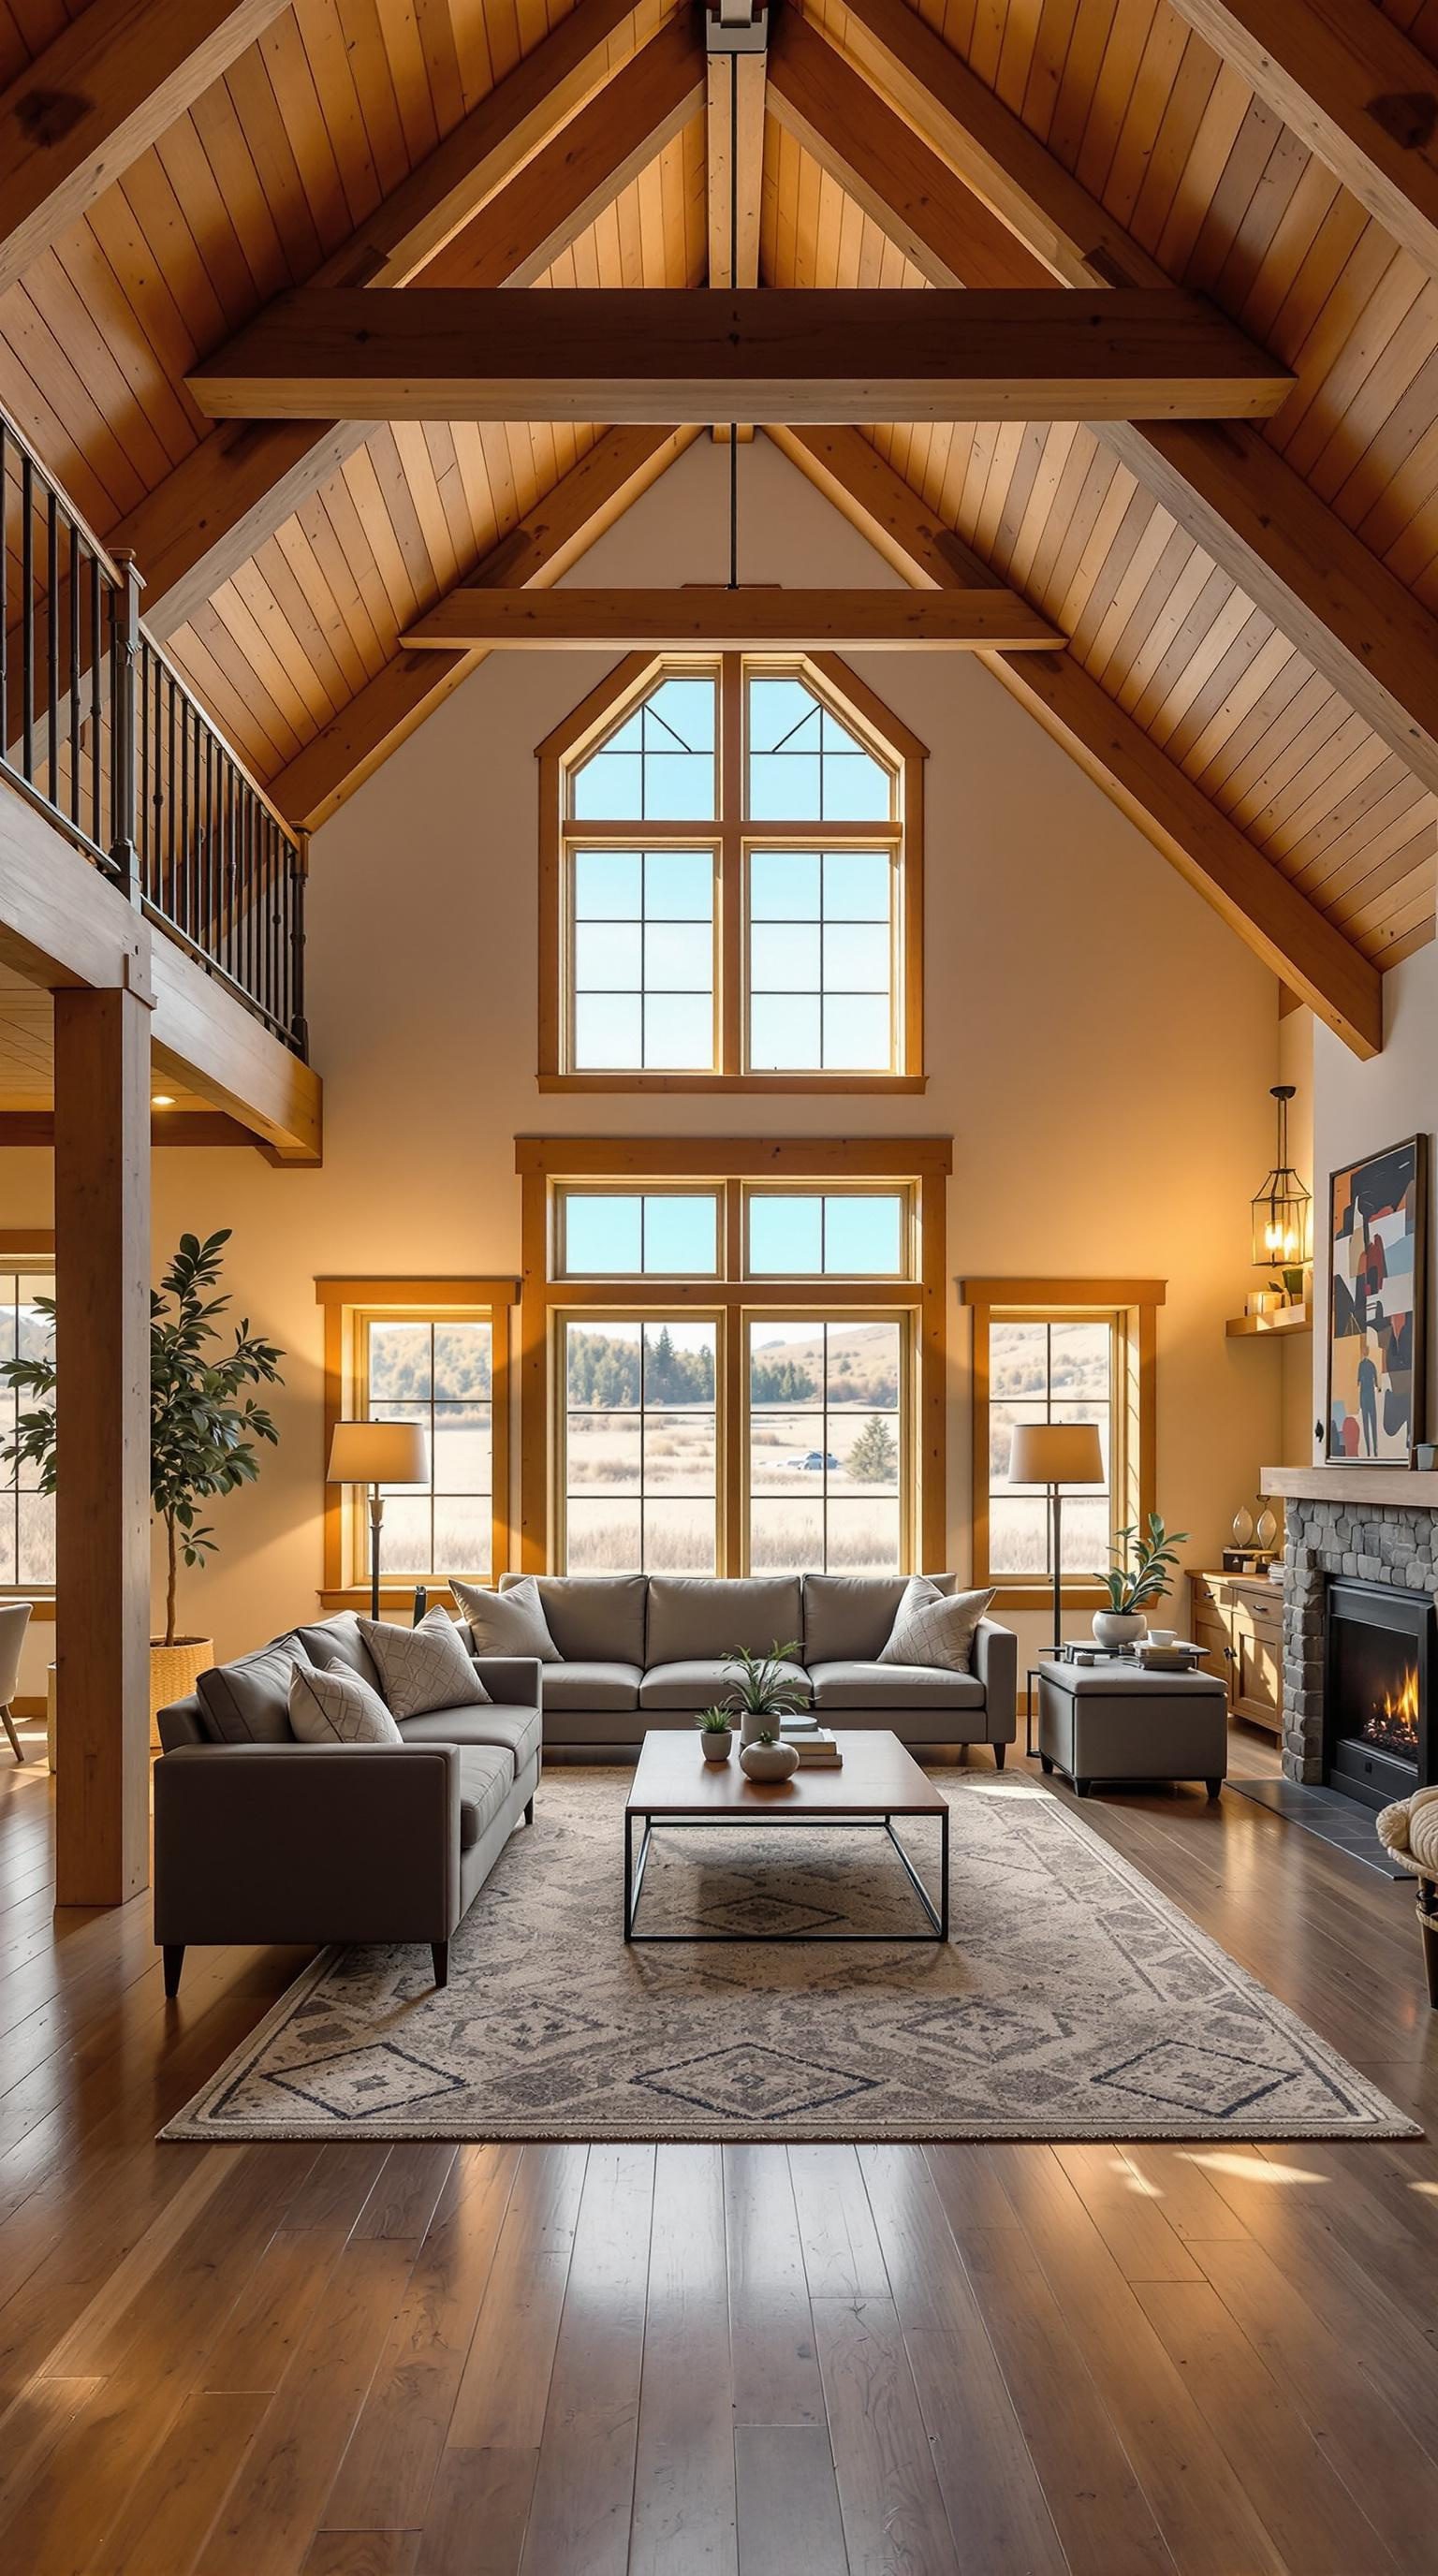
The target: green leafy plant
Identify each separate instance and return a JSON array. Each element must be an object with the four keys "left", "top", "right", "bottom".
[
  {"left": 0, "top": 1229, "right": 284, "bottom": 1647},
  {"left": 751, "top": 1726, "right": 781, "bottom": 1748},
  {"left": 1093, "top": 1511, "right": 1189, "bottom": 1614},
  {"left": 721, "top": 1641, "right": 807, "bottom": 1721},
  {"left": 695, "top": 1707, "right": 734, "bottom": 1734}
]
